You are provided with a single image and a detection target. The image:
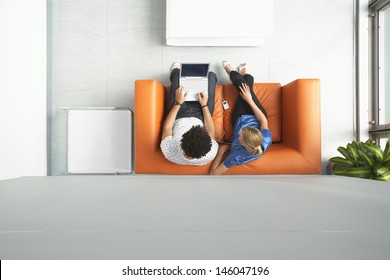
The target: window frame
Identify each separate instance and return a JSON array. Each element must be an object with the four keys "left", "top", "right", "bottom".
[{"left": 369, "top": 0, "right": 390, "bottom": 142}]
